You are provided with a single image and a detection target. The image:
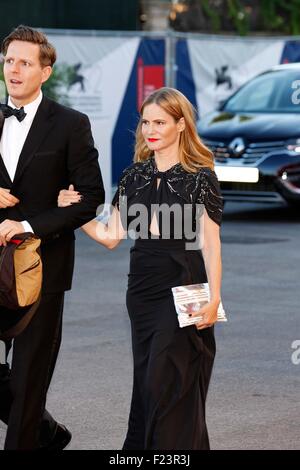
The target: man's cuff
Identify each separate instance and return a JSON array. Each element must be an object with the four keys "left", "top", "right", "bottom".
[{"left": 21, "top": 221, "right": 34, "bottom": 234}]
